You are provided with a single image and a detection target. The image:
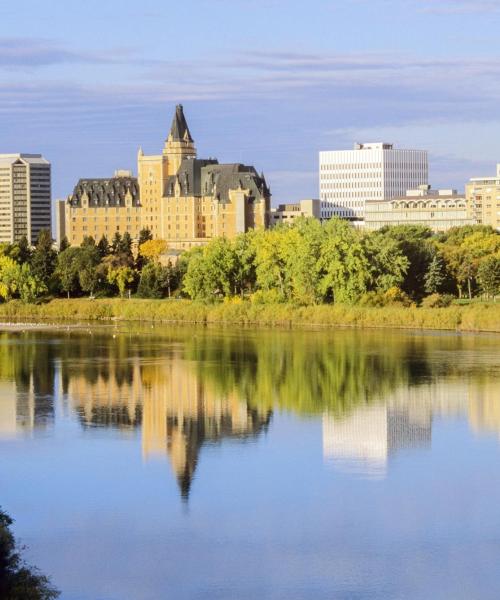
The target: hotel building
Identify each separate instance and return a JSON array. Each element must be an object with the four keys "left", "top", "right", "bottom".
[
  {"left": 319, "top": 143, "right": 428, "bottom": 220},
  {"left": 66, "top": 105, "right": 271, "bottom": 248},
  {"left": 466, "top": 164, "right": 500, "bottom": 231},
  {"left": 0, "top": 153, "right": 51, "bottom": 244}
]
